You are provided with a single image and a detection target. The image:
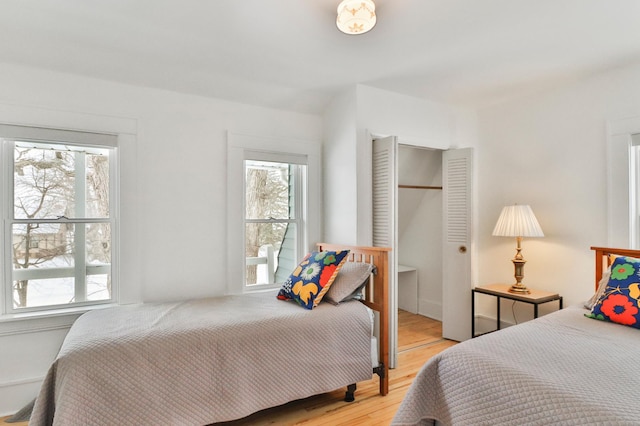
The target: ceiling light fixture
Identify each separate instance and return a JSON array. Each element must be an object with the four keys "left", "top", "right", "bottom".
[{"left": 336, "top": 0, "right": 377, "bottom": 35}]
